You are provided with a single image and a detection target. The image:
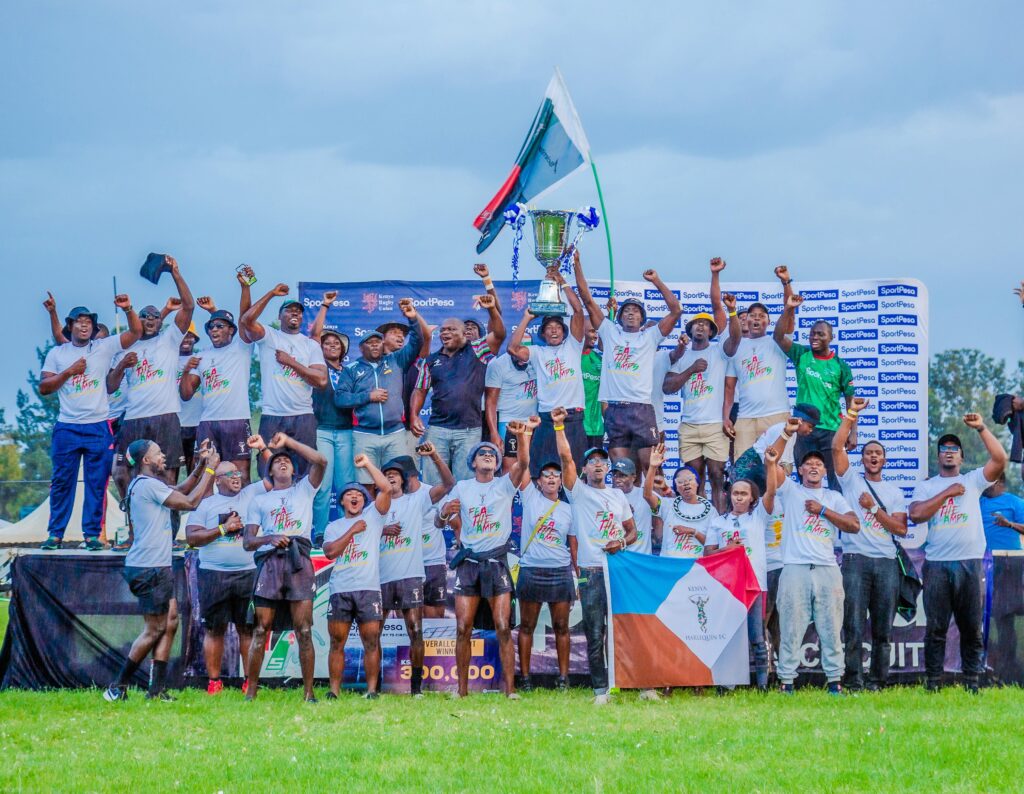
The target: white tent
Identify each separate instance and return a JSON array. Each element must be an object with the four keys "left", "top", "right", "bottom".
[{"left": 0, "top": 463, "right": 125, "bottom": 546}]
